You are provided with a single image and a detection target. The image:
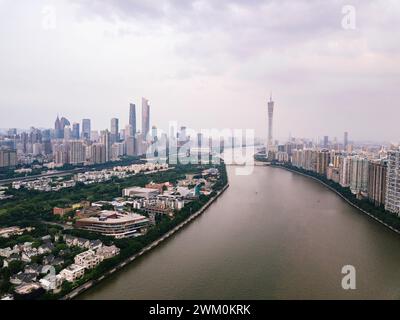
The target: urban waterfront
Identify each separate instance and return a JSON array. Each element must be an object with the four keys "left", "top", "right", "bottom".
[{"left": 81, "top": 165, "right": 400, "bottom": 300}]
